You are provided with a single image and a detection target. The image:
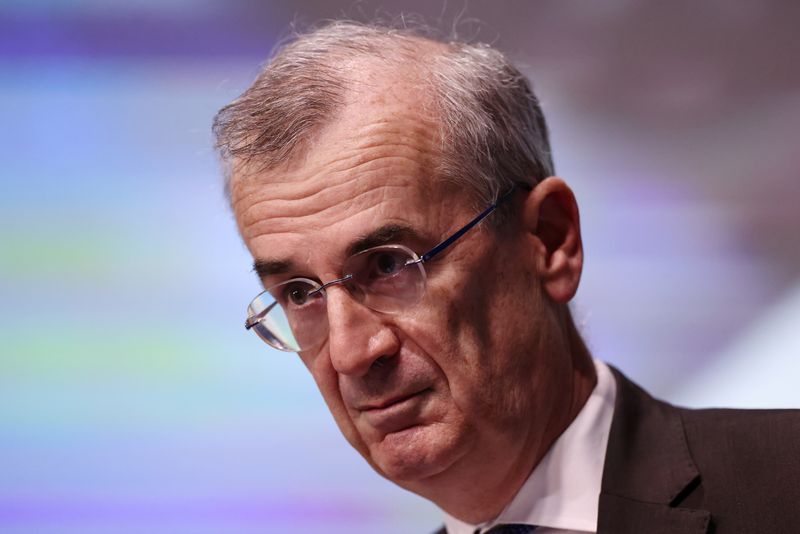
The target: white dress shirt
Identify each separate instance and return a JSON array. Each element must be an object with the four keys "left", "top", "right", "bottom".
[{"left": 443, "top": 359, "right": 617, "bottom": 534}]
